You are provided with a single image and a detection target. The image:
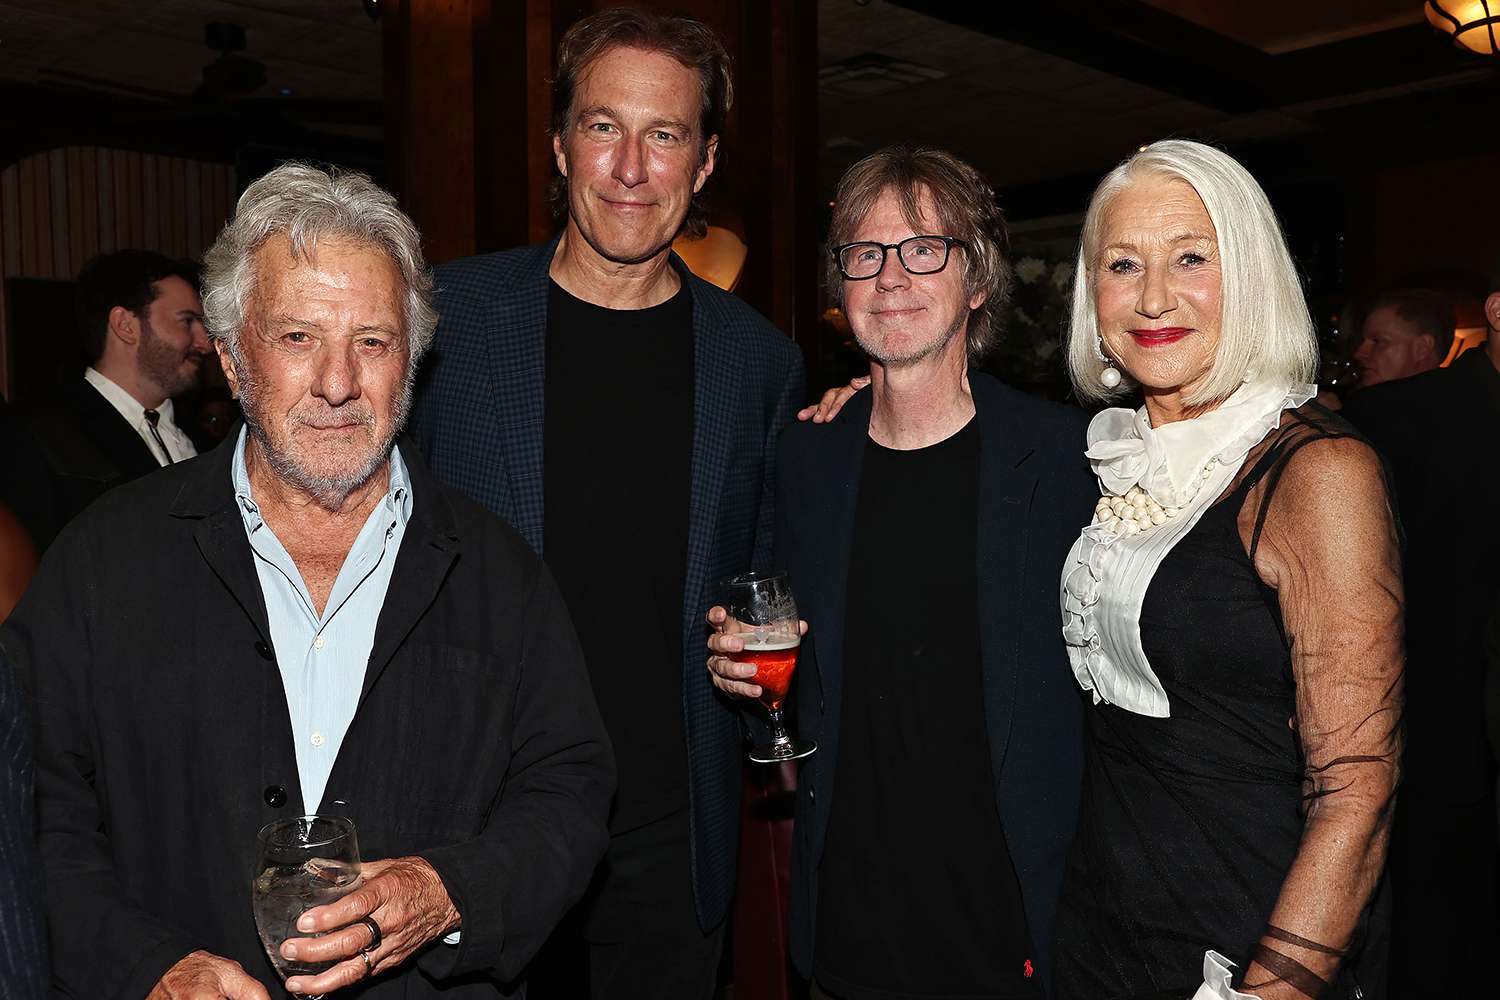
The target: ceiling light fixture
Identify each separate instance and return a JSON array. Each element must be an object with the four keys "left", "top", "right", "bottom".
[{"left": 1425, "top": 1, "right": 1500, "bottom": 55}]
